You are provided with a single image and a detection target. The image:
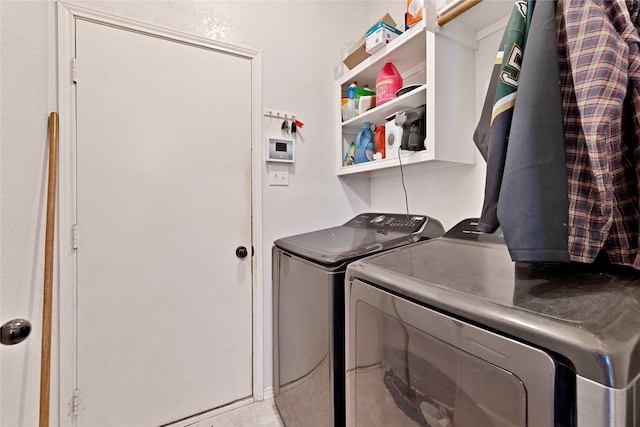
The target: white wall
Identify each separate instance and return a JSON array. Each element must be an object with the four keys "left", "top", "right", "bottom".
[
  {"left": 1, "top": 2, "right": 58, "bottom": 426},
  {"left": 1, "top": 1, "right": 373, "bottom": 426},
  {"left": 1, "top": 0, "right": 502, "bottom": 424},
  {"left": 370, "top": 164, "right": 485, "bottom": 230}
]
